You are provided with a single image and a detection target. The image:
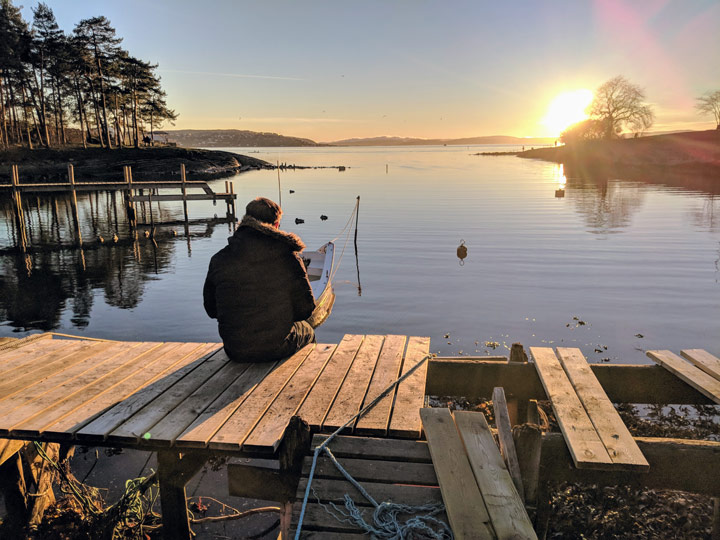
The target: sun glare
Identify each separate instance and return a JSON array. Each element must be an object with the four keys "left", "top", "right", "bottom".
[{"left": 541, "top": 89, "right": 594, "bottom": 136}]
